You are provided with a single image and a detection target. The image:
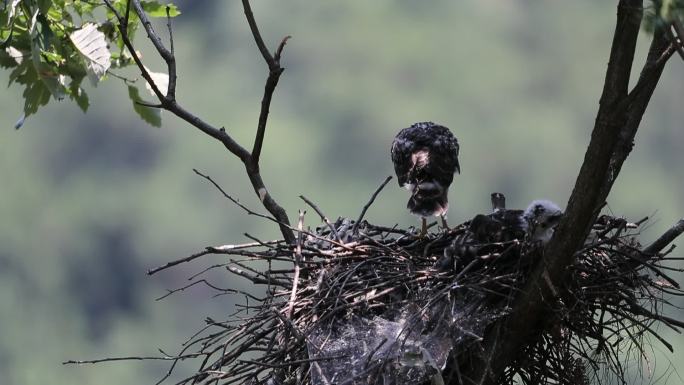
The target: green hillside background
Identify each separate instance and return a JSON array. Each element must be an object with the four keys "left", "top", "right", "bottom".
[{"left": 0, "top": 1, "right": 682, "bottom": 384}]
